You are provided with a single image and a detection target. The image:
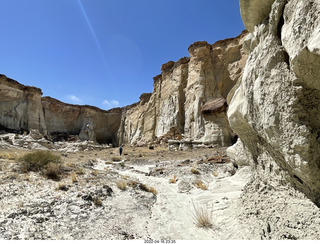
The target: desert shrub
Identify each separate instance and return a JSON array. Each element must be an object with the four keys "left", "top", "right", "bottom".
[
  {"left": 18, "top": 150, "right": 61, "bottom": 173},
  {"left": 169, "top": 175, "right": 177, "bottom": 184},
  {"left": 76, "top": 168, "right": 85, "bottom": 175},
  {"left": 139, "top": 183, "right": 158, "bottom": 195},
  {"left": 139, "top": 183, "right": 149, "bottom": 192},
  {"left": 128, "top": 180, "right": 138, "bottom": 188},
  {"left": 43, "top": 162, "right": 61, "bottom": 180},
  {"left": 194, "top": 179, "right": 208, "bottom": 190},
  {"left": 70, "top": 172, "right": 77, "bottom": 183},
  {"left": 120, "top": 174, "right": 129, "bottom": 180},
  {"left": 112, "top": 156, "right": 121, "bottom": 162},
  {"left": 93, "top": 197, "right": 103, "bottom": 207},
  {"left": 0, "top": 152, "right": 17, "bottom": 160},
  {"left": 117, "top": 180, "right": 127, "bottom": 191},
  {"left": 191, "top": 168, "right": 200, "bottom": 175},
  {"left": 149, "top": 187, "right": 158, "bottom": 195},
  {"left": 57, "top": 183, "right": 68, "bottom": 191},
  {"left": 0, "top": 160, "right": 9, "bottom": 171},
  {"left": 192, "top": 200, "right": 213, "bottom": 229}
]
